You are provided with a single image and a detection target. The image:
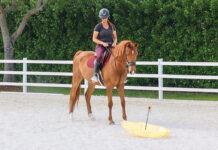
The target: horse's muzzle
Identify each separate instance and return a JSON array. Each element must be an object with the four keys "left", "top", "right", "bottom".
[
  {"left": 129, "top": 70, "right": 135, "bottom": 75},
  {"left": 127, "top": 61, "right": 136, "bottom": 75}
]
